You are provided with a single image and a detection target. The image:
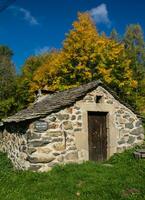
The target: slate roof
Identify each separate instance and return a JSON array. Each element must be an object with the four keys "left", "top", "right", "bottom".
[{"left": 2, "top": 80, "right": 141, "bottom": 123}]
